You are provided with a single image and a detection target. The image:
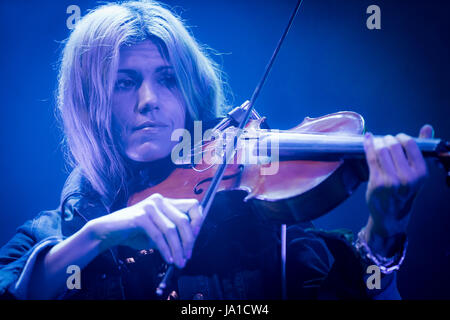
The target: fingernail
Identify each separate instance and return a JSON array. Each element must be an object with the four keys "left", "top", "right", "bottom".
[
  {"left": 427, "top": 125, "right": 435, "bottom": 138},
  {"left": 169, "top": 257, "right": 174, "bottom": 264}
]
